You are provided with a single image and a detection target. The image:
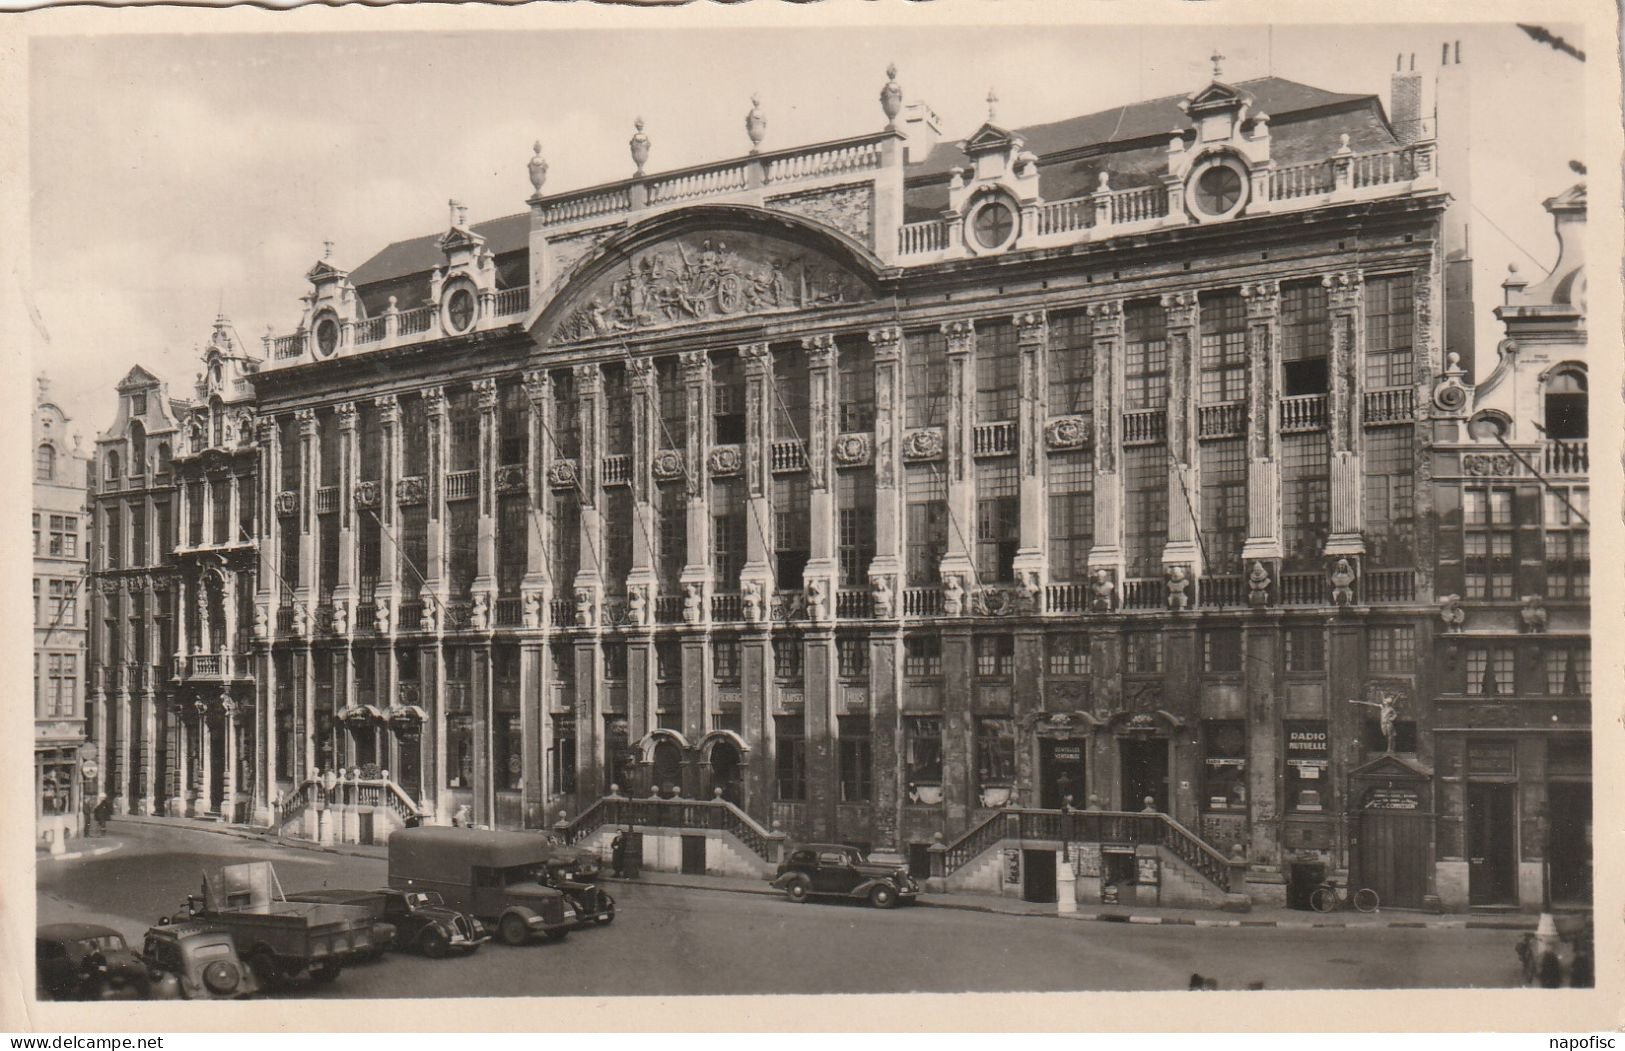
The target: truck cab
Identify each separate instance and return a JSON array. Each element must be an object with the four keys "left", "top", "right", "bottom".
[{"left": 388, "top": 827, "right": 577, "bottom": 947}]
